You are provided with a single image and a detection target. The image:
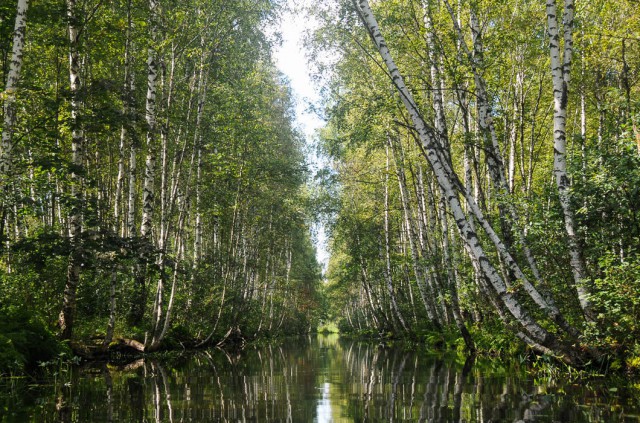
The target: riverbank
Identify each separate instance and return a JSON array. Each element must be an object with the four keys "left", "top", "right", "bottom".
[
  {"left": 335, "top": 324, "right": 640, "bottom": 378},
  {"left": 3, "top": 304, "right": 639, "bottom": 380},
  {"left": 0, "top": 306, "right": 294, "bottom": 377}
]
